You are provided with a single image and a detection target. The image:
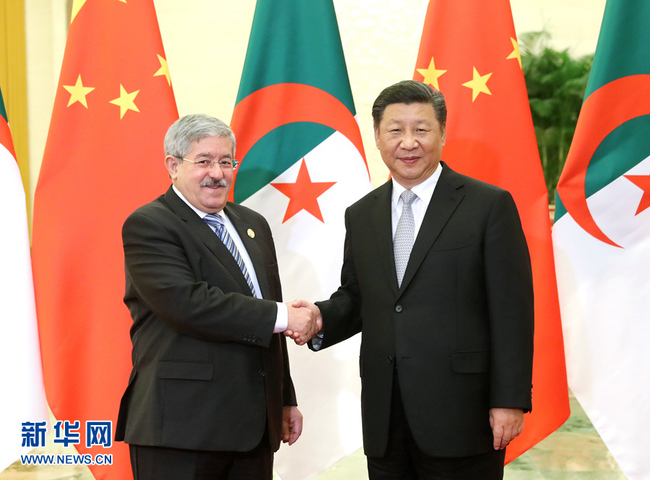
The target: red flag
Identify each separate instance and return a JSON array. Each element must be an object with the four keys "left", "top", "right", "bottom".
[
  {"left": 414, "top": 0, "right": 570, "bottom": 462},
  {"left": 31, "top": 1, "right": 178, "bottom": 478}
]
